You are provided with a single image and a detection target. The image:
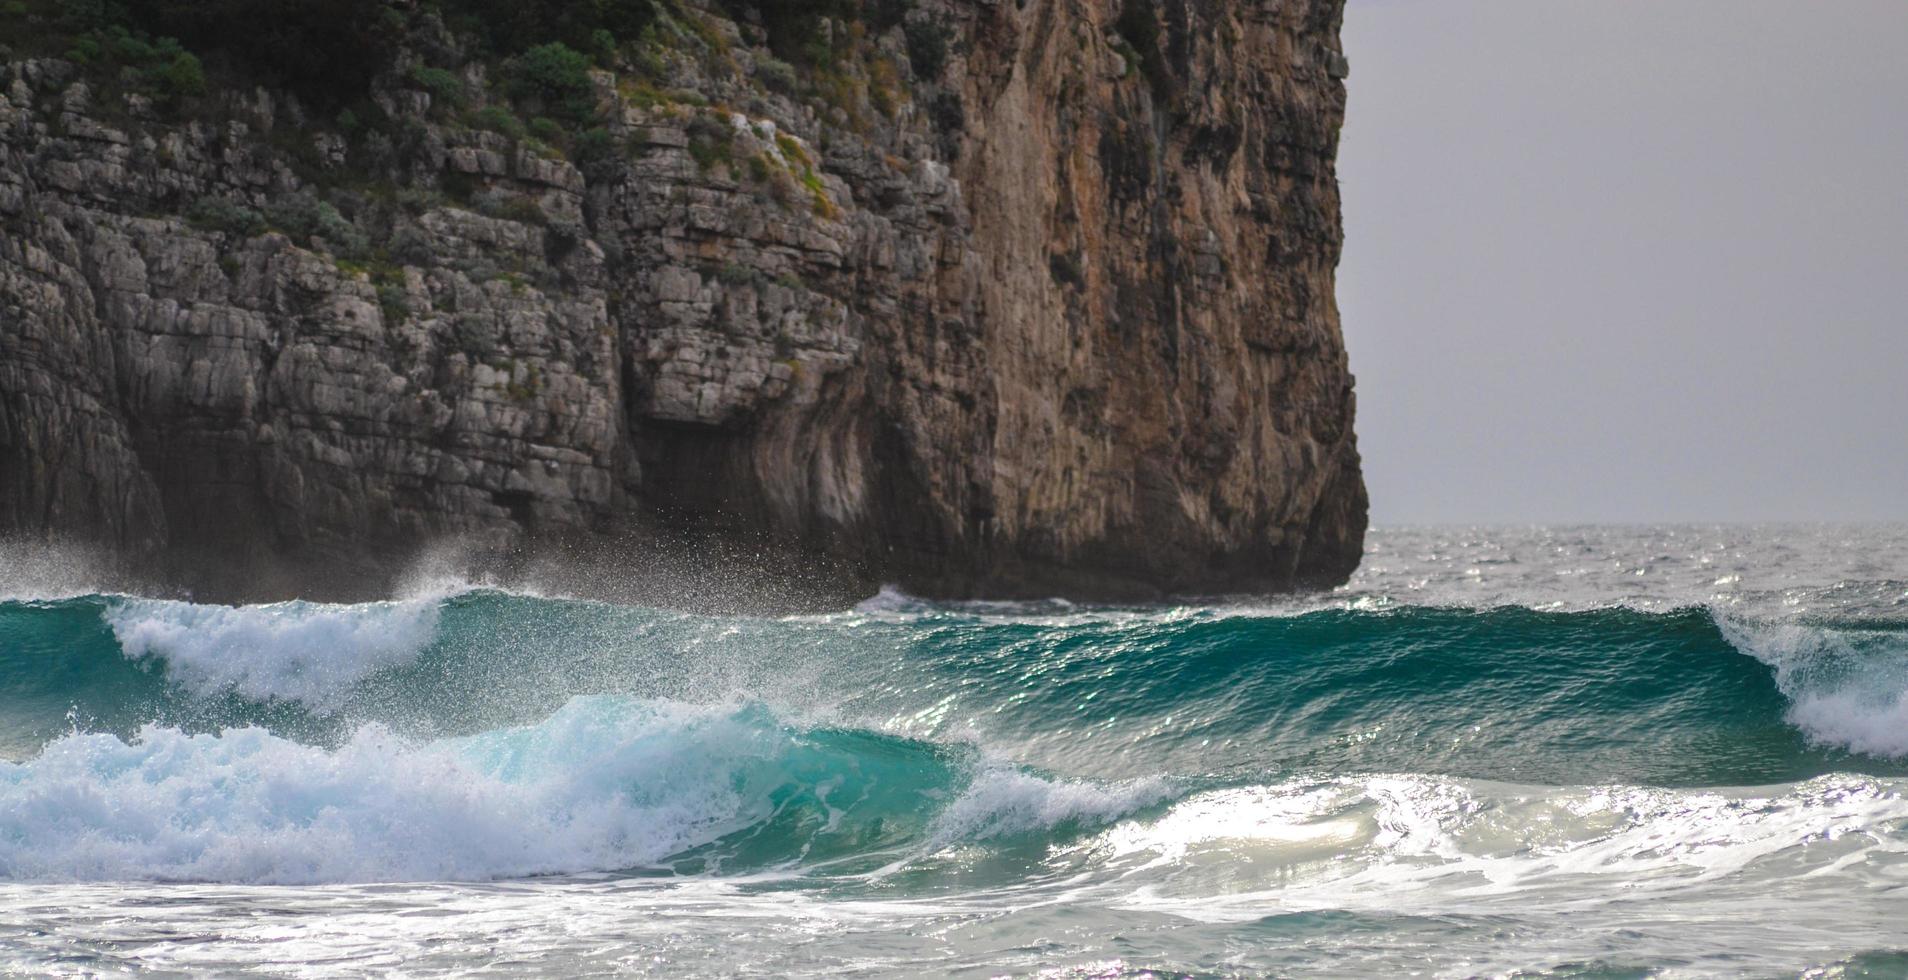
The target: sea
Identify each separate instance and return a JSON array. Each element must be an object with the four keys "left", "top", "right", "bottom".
[{"left": 2, "top": 524, "right": 1907, "bottom": 978}]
